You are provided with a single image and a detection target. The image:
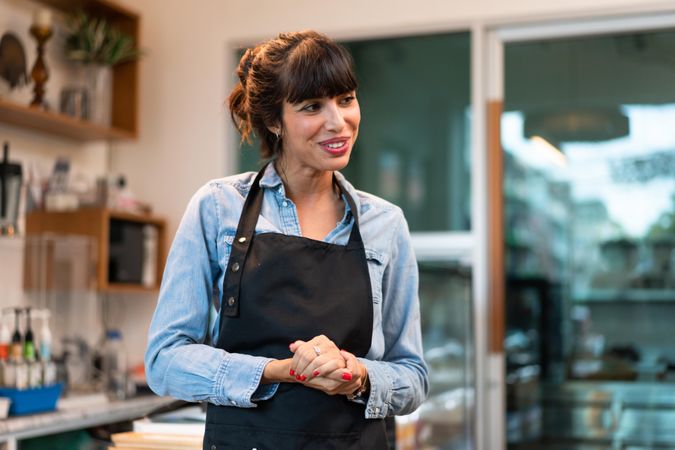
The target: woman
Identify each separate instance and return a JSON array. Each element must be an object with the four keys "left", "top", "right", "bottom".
[{"left": 145, "top": 30, "right": 428, "bottom": 450}]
